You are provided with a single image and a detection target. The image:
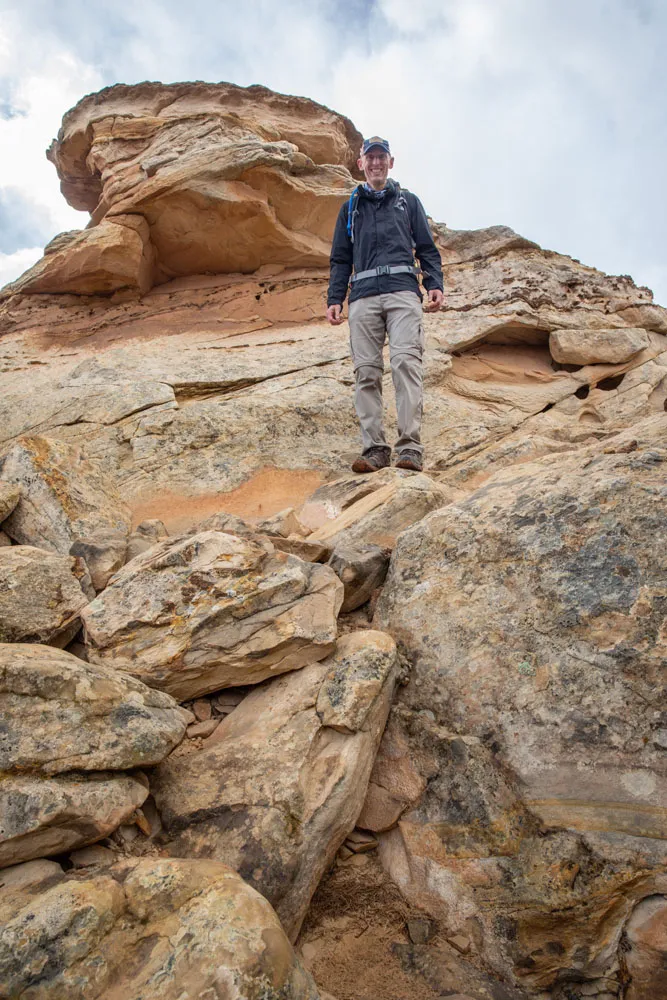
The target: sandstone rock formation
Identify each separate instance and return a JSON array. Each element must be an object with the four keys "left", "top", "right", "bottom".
[
  {"left": 5, "top": 82, "right": 361, "bottom": 297},
  {"left": 374, "top": 414, "right": 667, "bottom": 992},
  {"left": 0, "top": 857, "right": 319, "bottom": 999},
  {"left": 1, "top": 78, "right": 667, "bottom": 999},
  {"left": 1, "top": 437, "right": 130, "bottom": 590},
  {"left": 151, "top": 630, "right": 399, "bottom": 939},
  {"left": 0, "top": 644, "right": 186, "bottom": 774},
  {"left": 0, "top": 771, "right": 148, "bottom": 868},
  {"left": 82, "top": 529, "right": 343, "bottom": 700},
  {"left": 0, "top": 547, "right": 89, "bottom": 645}
]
